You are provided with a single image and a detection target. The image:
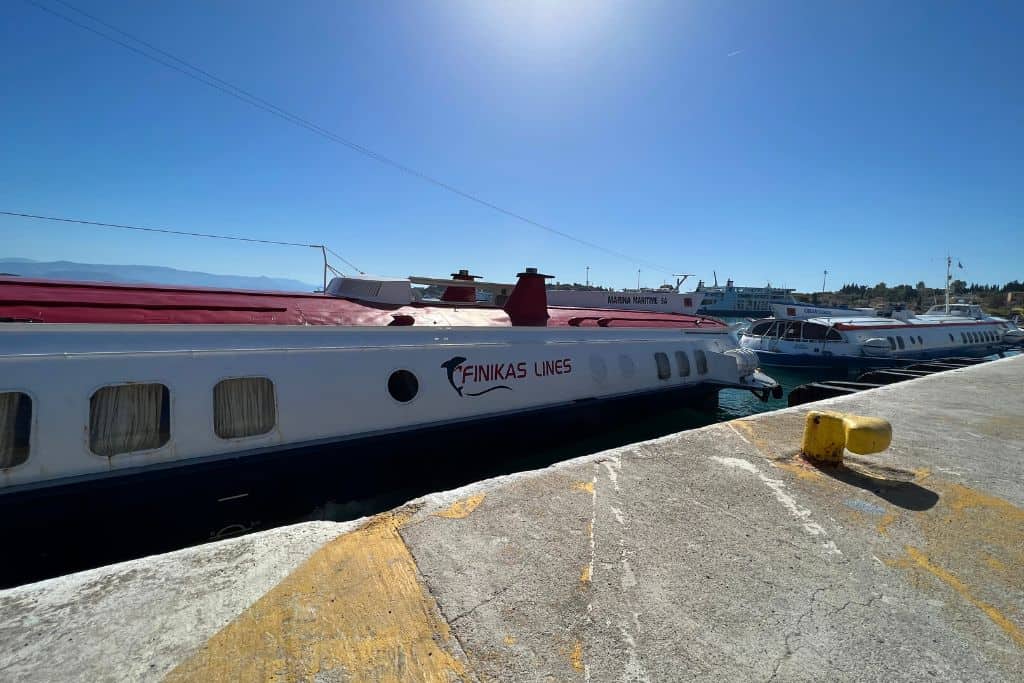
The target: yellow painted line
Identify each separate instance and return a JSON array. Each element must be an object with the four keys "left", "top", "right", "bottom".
[
  {"left": 896, "top": 546, "right": 1024, "bottom": 648},
  {"left": 876, "top": 511, "right": 898, "bottom": 536},
  {"left": 579, "top": 565, "right": 592, "bottom": 584},
  {"left": 435, "top": 493, "right": 485, "bottom": 519},
  {"left": 946, "top": 483, "right": 1024, "bottom": 521},
  {"left": 166, "top": 511, "right": 468, "bottom": 682},
  {"left": 570, "top": 640, "right": 585, "bottom": 672},
  {"left": 573, "top": 481, "right": 594, "bottom": 494}
]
